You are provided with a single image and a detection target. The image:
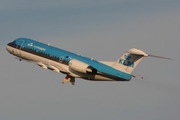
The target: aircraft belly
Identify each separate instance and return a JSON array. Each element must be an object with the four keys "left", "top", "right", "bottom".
[
  {"left": 94, "top": 75, "right": 115, "bottom": 81},
  {"left": 72, "top": 71, "right": 126, "bottom": 81},
  {"left": 94, "top": 74, "right": 128, "bottom": 81}
]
